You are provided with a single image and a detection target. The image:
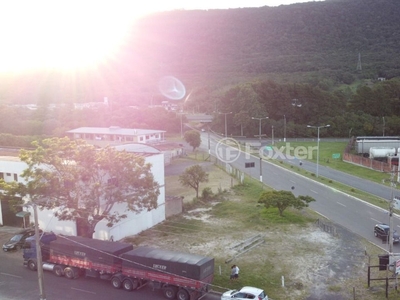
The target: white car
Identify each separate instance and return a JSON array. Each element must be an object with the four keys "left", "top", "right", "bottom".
[{"left": 221, "top": 286, "right": 268, "bottom": 300}]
